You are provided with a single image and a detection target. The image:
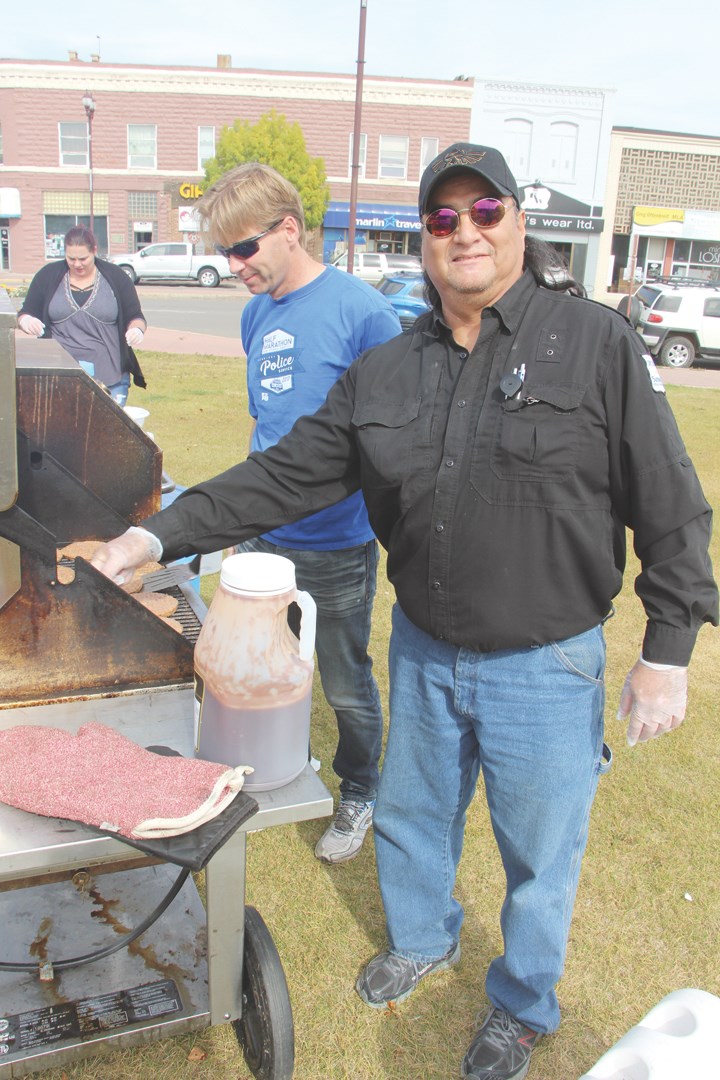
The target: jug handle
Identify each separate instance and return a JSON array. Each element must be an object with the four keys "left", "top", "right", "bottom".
[{"left": 296, "top": 590, "right": 317, "bottom": 662}]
